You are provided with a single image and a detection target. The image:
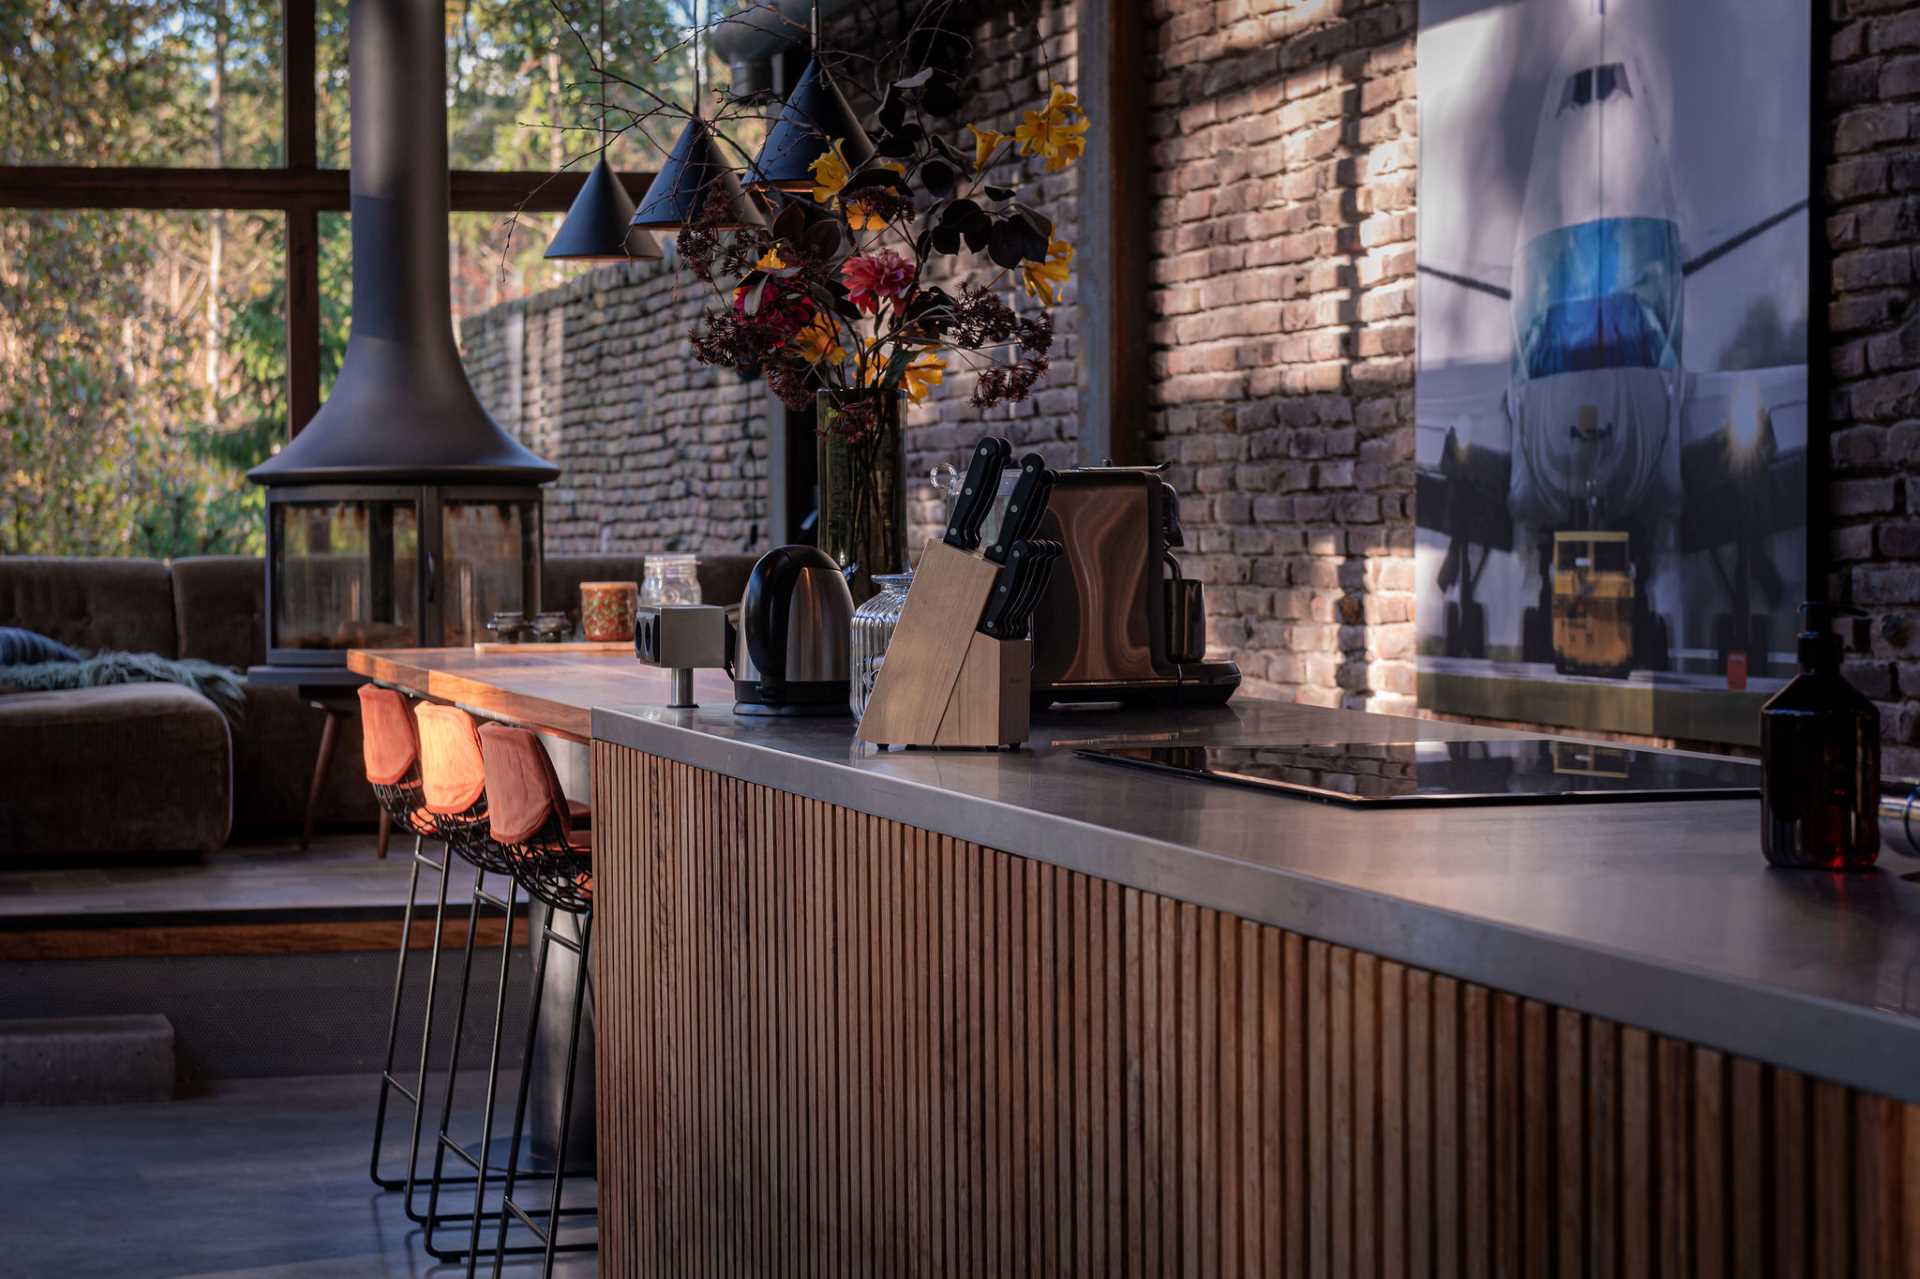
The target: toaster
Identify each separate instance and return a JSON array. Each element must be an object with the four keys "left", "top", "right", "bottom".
[{"left": 1029, "top": 466, "right": 1241, "bottom": 708}]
